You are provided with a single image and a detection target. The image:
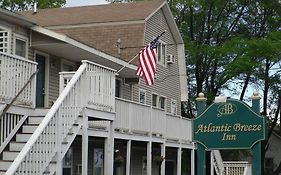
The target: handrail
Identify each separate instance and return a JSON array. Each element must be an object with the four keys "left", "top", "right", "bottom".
[
  {"left": 6, "top": 63, "right": 88, "bottom": 174},
  {"left": 0, "top": 115, "right": 28, "bottom": 154},
  {"left": 0, "top": 70, "right": 38, "bottom": 118}
]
